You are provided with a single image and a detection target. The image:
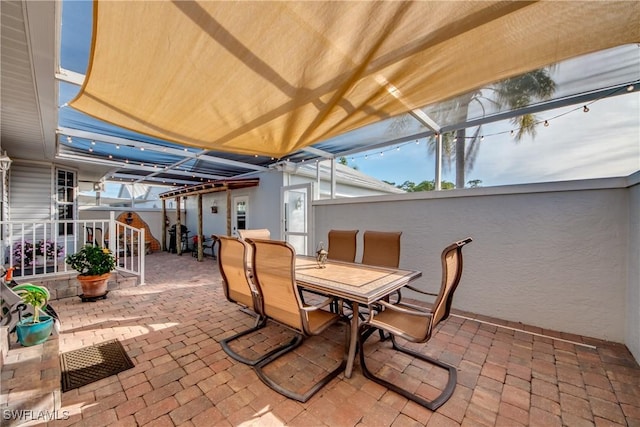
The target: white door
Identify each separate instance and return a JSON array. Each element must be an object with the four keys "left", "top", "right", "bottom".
[
  {"left": 231, "top": 196, "right": 248, "bottom": 236},
  {"left": 281, "top": 183, "right": 313, "bottom": 255}
]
